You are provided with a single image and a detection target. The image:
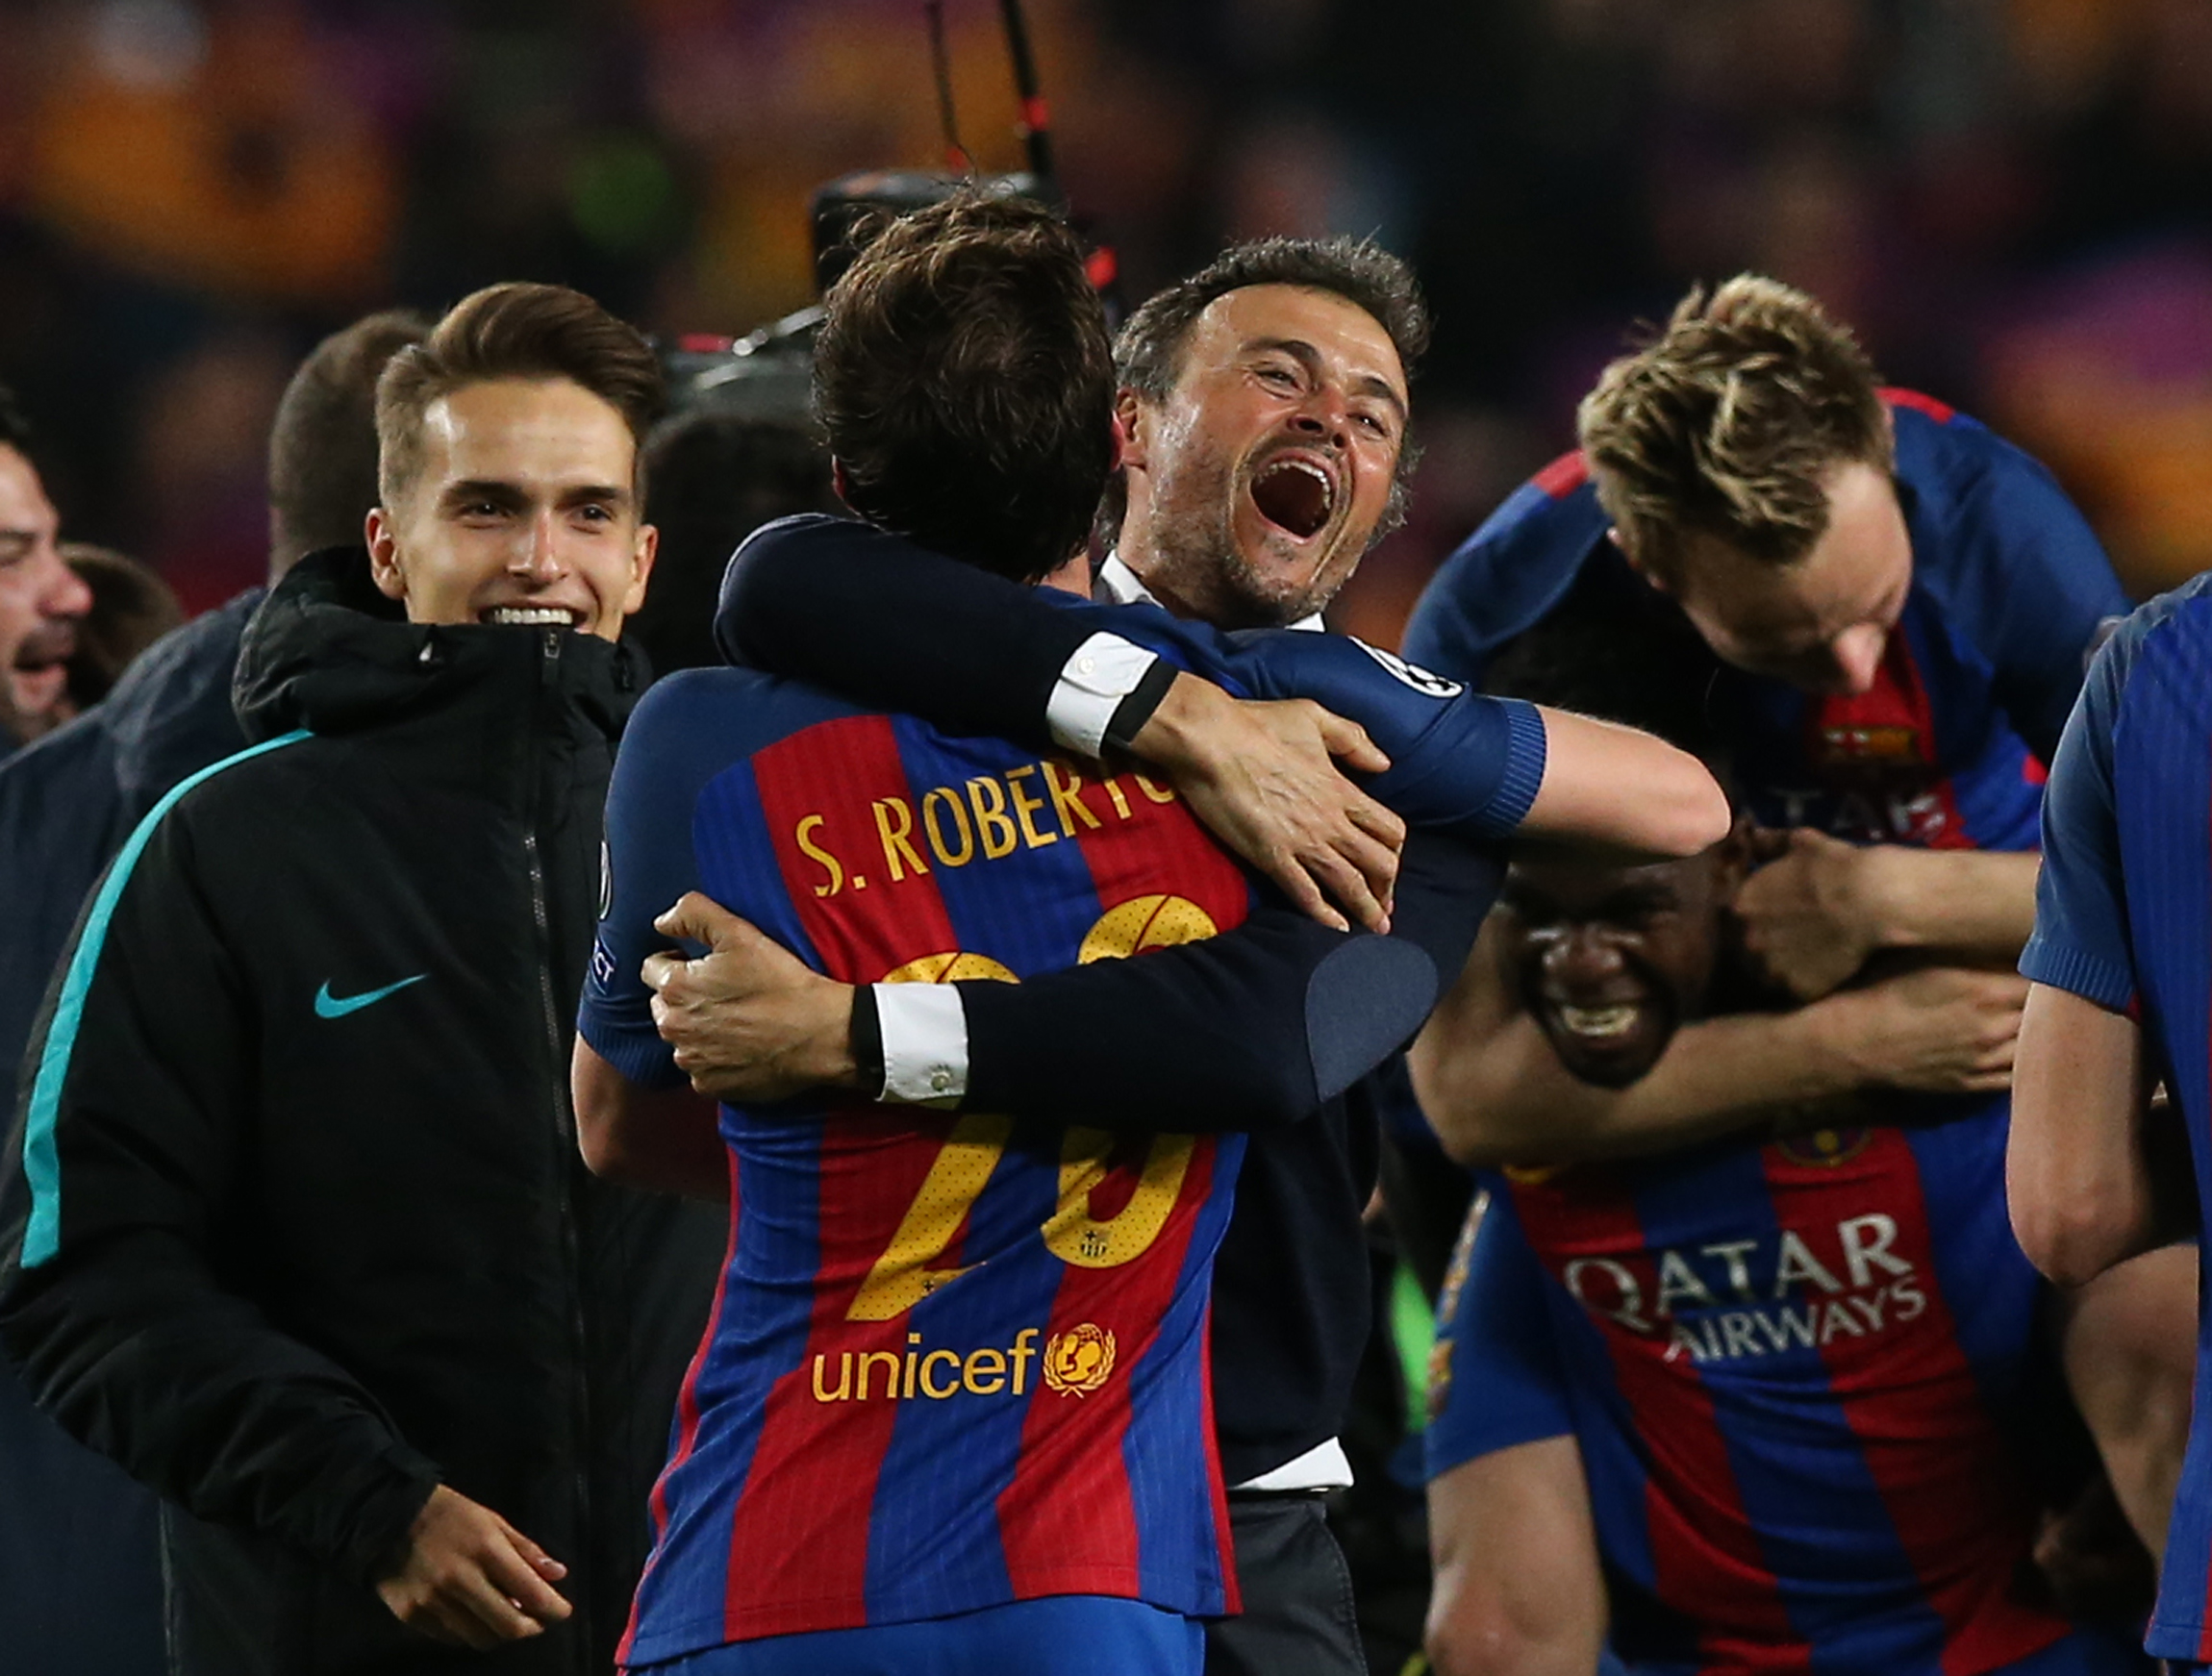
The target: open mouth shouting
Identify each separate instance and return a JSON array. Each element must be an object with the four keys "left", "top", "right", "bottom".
[{"left": 1249, "top": 454, "right": 1338, "bottom": 541}]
